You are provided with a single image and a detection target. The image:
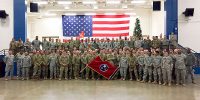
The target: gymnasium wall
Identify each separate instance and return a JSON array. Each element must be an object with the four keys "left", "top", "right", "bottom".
[
  {"left": 0, "top": 0, "right": 13, "bottom": 50},
  {"left": 178, "top": 0, "right": 200, "bottom": 52},
  {"left": 27, "top": 8, "right": 165, "bottom": 41}
]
